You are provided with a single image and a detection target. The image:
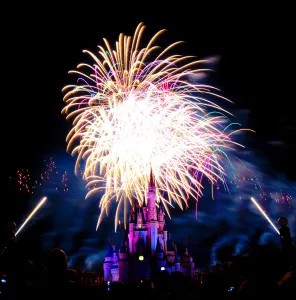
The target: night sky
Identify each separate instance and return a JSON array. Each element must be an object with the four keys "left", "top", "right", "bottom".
[{"left": 1, "top": 3, "right": 295, "bottom": 268}]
